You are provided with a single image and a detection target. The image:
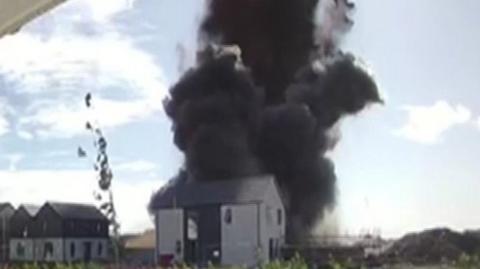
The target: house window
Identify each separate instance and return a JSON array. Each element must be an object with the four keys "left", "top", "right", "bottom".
[
  {"left": 277, "top": 209, "right": 282, "bottom": 225},
  {"left": 224, "top": 208, "right": 232, "bottom": 224},
  {"left": 70, "top": 242, "right": 75, "bottom": 258},
  {"left": 97, "top": 242, "right": 103, "bottom": 256},
  {"left": 269, "top": 238, "right": 274, "bottom": 260},
  {"left": 175, "top": 240, "right": 182, "bottom": 254},
  {"left": 44, "top": 242, "right": 54, "bottom": 260},
  {"left": 187, "top": 212, "right": 198, "bottom": 240},
  {"left": 16, "top": 242, "right": 25, "bottom": 257}
]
